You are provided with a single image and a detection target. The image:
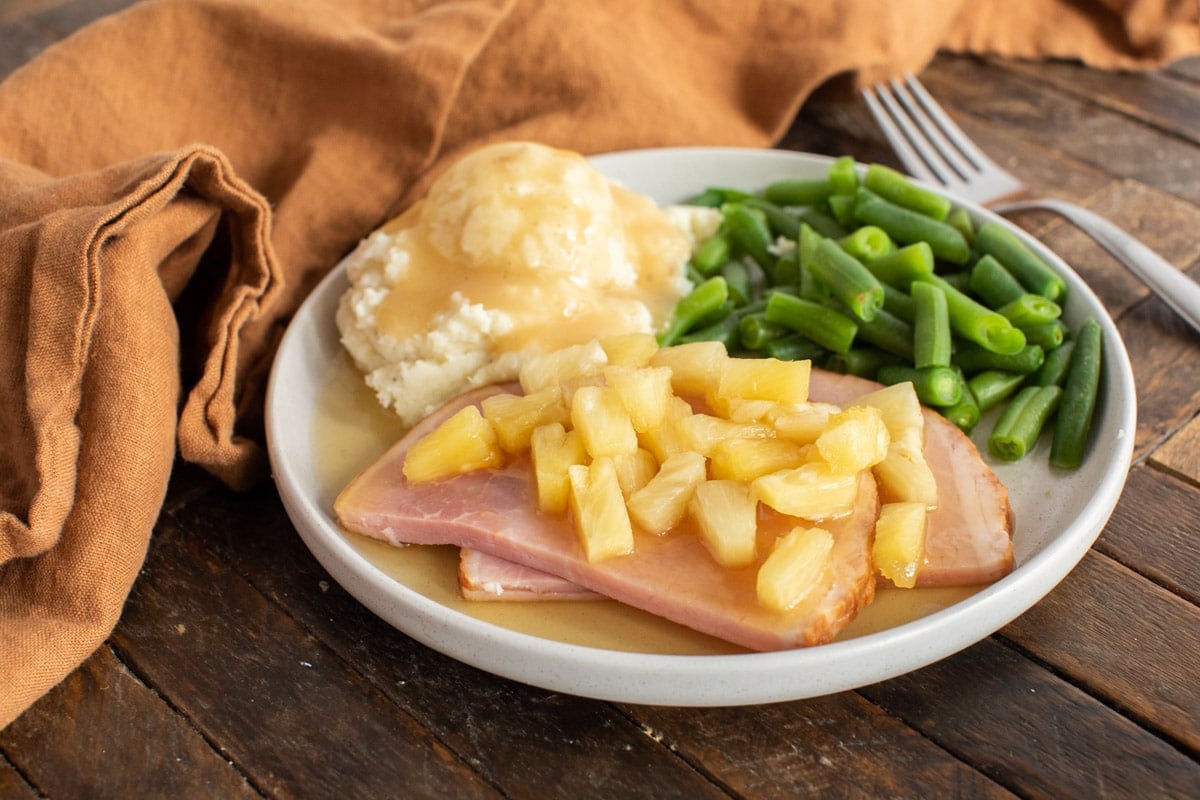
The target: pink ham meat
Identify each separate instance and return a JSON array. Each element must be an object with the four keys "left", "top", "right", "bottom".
[
  {"left": 456, "top": 369, "right": 1014, "bottom": 596},
  {"left": 458, "top": 548, "right": 600, "bottom": 601},
  {"left": 335, "top": 382, "right": 880, "bottom": 651}
]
